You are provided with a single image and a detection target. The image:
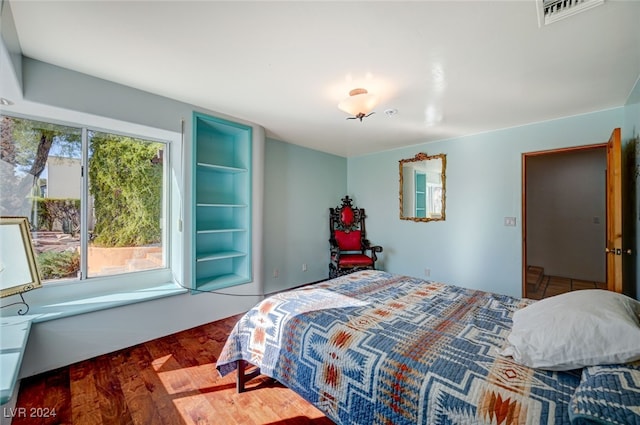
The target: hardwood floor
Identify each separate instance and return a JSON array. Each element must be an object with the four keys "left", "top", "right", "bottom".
[
  {"left": 525, "top": 265, "right": 606, "bottom": 300},
  {"left": 11, "top": 314, "right": 333, "bottom": 425}
]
